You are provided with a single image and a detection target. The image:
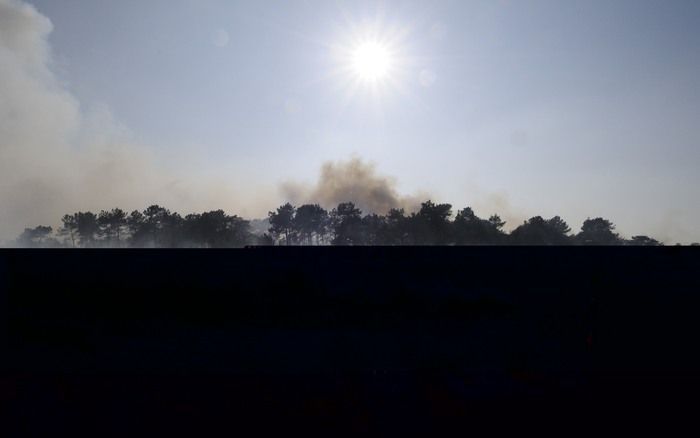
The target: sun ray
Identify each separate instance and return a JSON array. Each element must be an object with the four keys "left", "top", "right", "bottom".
[{"left": 274, "top": 8, "right": 434, "bottom": 127}]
